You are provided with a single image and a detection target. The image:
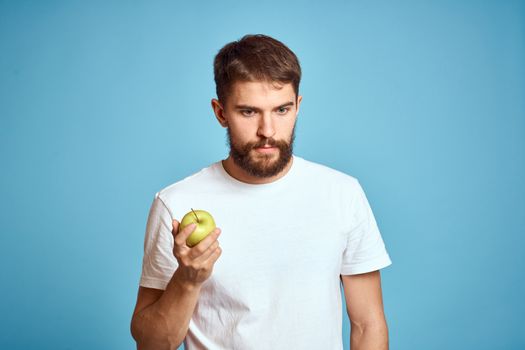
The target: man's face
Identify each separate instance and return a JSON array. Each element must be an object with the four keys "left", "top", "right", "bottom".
[{"left": 219, "top": 81, "right": 301, "bottom": 178}]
